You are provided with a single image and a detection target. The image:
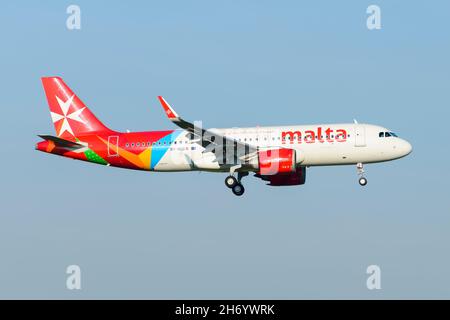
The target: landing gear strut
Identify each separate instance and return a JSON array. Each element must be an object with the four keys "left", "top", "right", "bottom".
[
  {"left": 225, "top": 169, "right": 248, "bottom": 196},
  {"left": 357, "top": 162, "right": 368, "bottom": 186}
]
